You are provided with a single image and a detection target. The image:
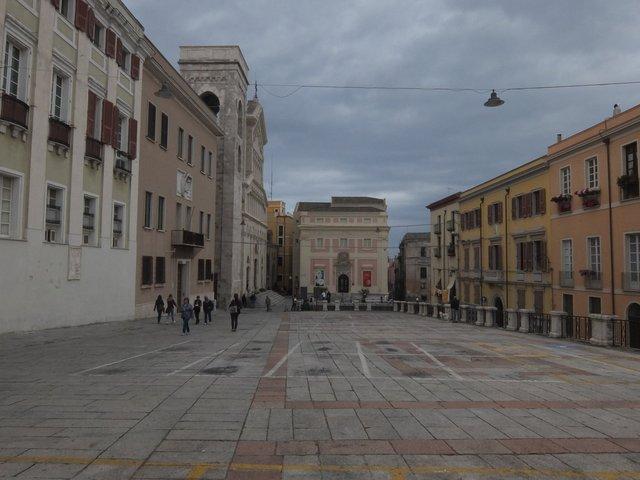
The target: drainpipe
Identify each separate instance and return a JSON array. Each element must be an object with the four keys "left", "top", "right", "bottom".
[
  {"left": 479, "top": 197, "right": 485, "bottom": 304},
  {"left": 504, "top": 187, "right": 510, "bottom": 309},
  {"left": 603, "top": 136, "right": 616, "bottom": 316},
  {"left": 442, "top": 209, "right": 446, "bottom": 302}
]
